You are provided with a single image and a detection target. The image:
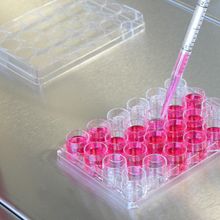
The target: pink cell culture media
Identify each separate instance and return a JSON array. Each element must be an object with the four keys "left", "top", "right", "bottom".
[{"left": 57, "top": 78, "right": 220, "bottom": 209}]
